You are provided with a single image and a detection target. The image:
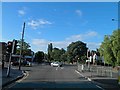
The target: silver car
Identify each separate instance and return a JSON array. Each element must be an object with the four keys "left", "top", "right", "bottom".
[{"left": 51, "top": 62, "right": 62, "bottom": 67}]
